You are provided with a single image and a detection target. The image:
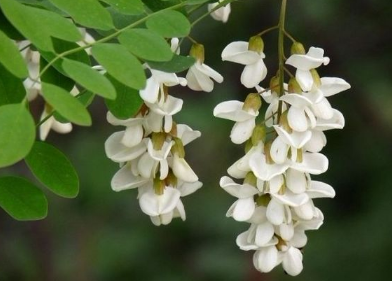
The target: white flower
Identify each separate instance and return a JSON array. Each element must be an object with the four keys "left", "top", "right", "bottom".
[
  {"left": 222, "top": 41, "right": 267, "bottom": 88},
  {"left": 281, "top": 246, "right": 303, "bottom": 276},
  {"left": 213, "top": 100, "right": 259, "bottom": 144},
  {"left": 106, "top": 112, "right": 144, "bottom": 148},
  {"left": 39, "top": 109, "right": 72, "bottom": 141},
  {"left": 139, "top": 186, "right": 181, "bottom": 218},
  {"left": 220, "top": 176, "right": 259, "bottom": 221},
  {"left": 253, "top": 246, "right": 280, "bottom": 273},
  {"left": 186, "top": 61, "right": 223, "bottom": 92},
  {"left": 208, "top": 1, "right": 231, "bottom": 23},
  {"left": 280, "top": 94, "right": 316, "bottom": 132},
  {"left": 286, "top": 47, "right": 330, "bottom": 91}
]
